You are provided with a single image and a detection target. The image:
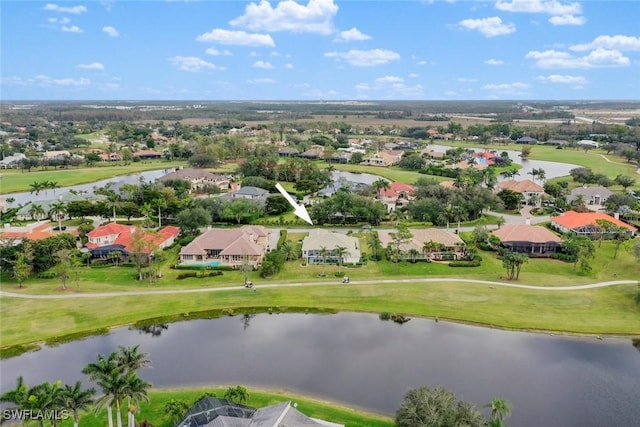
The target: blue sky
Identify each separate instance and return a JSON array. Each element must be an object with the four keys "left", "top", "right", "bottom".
[{"left": 1, "top": 0, "right": 639, "bottom": 101}]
